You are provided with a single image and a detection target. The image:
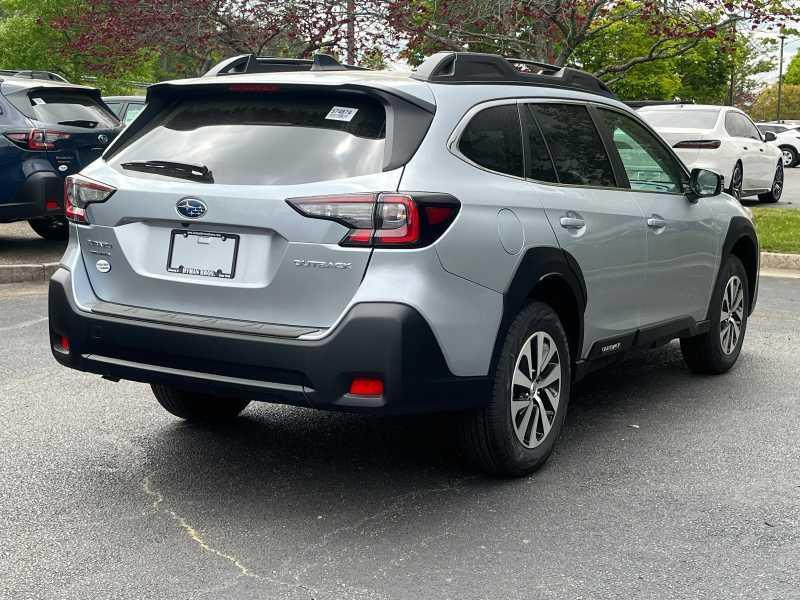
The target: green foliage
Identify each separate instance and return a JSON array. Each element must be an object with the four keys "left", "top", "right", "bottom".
[
  {"left": 783, "top": 52, "right": 800, "bottom": 85},
  {"left": 751, "top": 208, "right": 800, "bottom": 254},
  {"left": 750, "top": 84, "right": 800, "bottom": 121}
]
